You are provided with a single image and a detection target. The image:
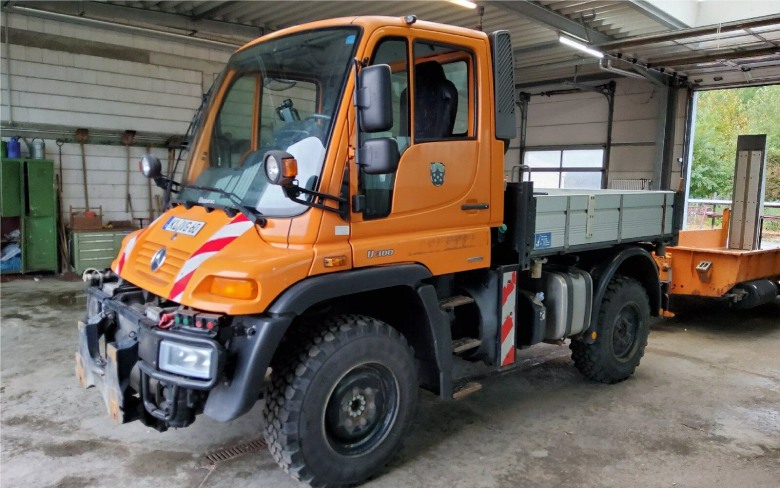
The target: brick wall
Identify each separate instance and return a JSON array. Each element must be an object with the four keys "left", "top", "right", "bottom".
[{"left": 1, "top": 11, "right": 233, "bottom": 223}]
